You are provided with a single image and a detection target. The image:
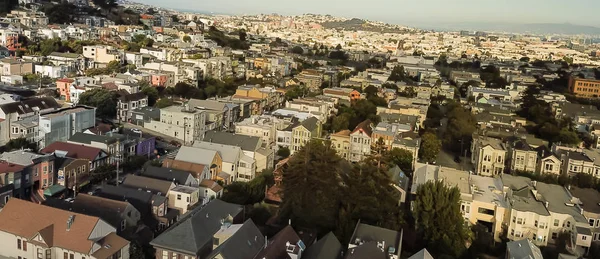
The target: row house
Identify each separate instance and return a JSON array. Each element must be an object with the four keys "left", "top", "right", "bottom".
[
  {"left": 202, "top": 131, "right": 274, "bottom": 173},
  {"left": 553, "top": 146, "right": 600, "bottom": 178},
  {"left": 295, "top": 69, "right": 324, "bottom": 91},
  {"left": 0, "top": 58, "right": 33, "bottom": 76},
  {"left": 67, "top": 132, "right": 137, "bottom": 164},
  {"left": 235, "top": 115, "right": 293, "bottom": 149},
  {"left": 471, "top": 135, "right": 507, "bottom": 177},
  {"left": 46, "top": 52, "right": 85, "bottom": 74},
  {"left": 141, "top": 61, "right": 203, "bottom": 86},
  {"left": 0, "top": 97, "right": 61, "bottom": 146},
  {"left": 233, "top": 85, "right": 285, "bottom": 114},
  {"left": 290, "top": 117, "right": 321, "bottom": 155},
  {"left": 349, "top": 120, "right": 373, "bottom": 163},
  {"left": 0, "top": 199, "right": 130, "bottom": 259},
  {"left": 117, "top": 92, "right": 148, "bottom": 123},
  {"left": 0, "top": 150, "right": 55, "bottom": 200},
  {"left": 323, "top": 87, "right": 361, "bottom": 104},
  {"left": 187, "top": 99, "right": 230, "bottom": 131},
  {"left": 41, "top": 141, "right": 109, "bottom": 173}
]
